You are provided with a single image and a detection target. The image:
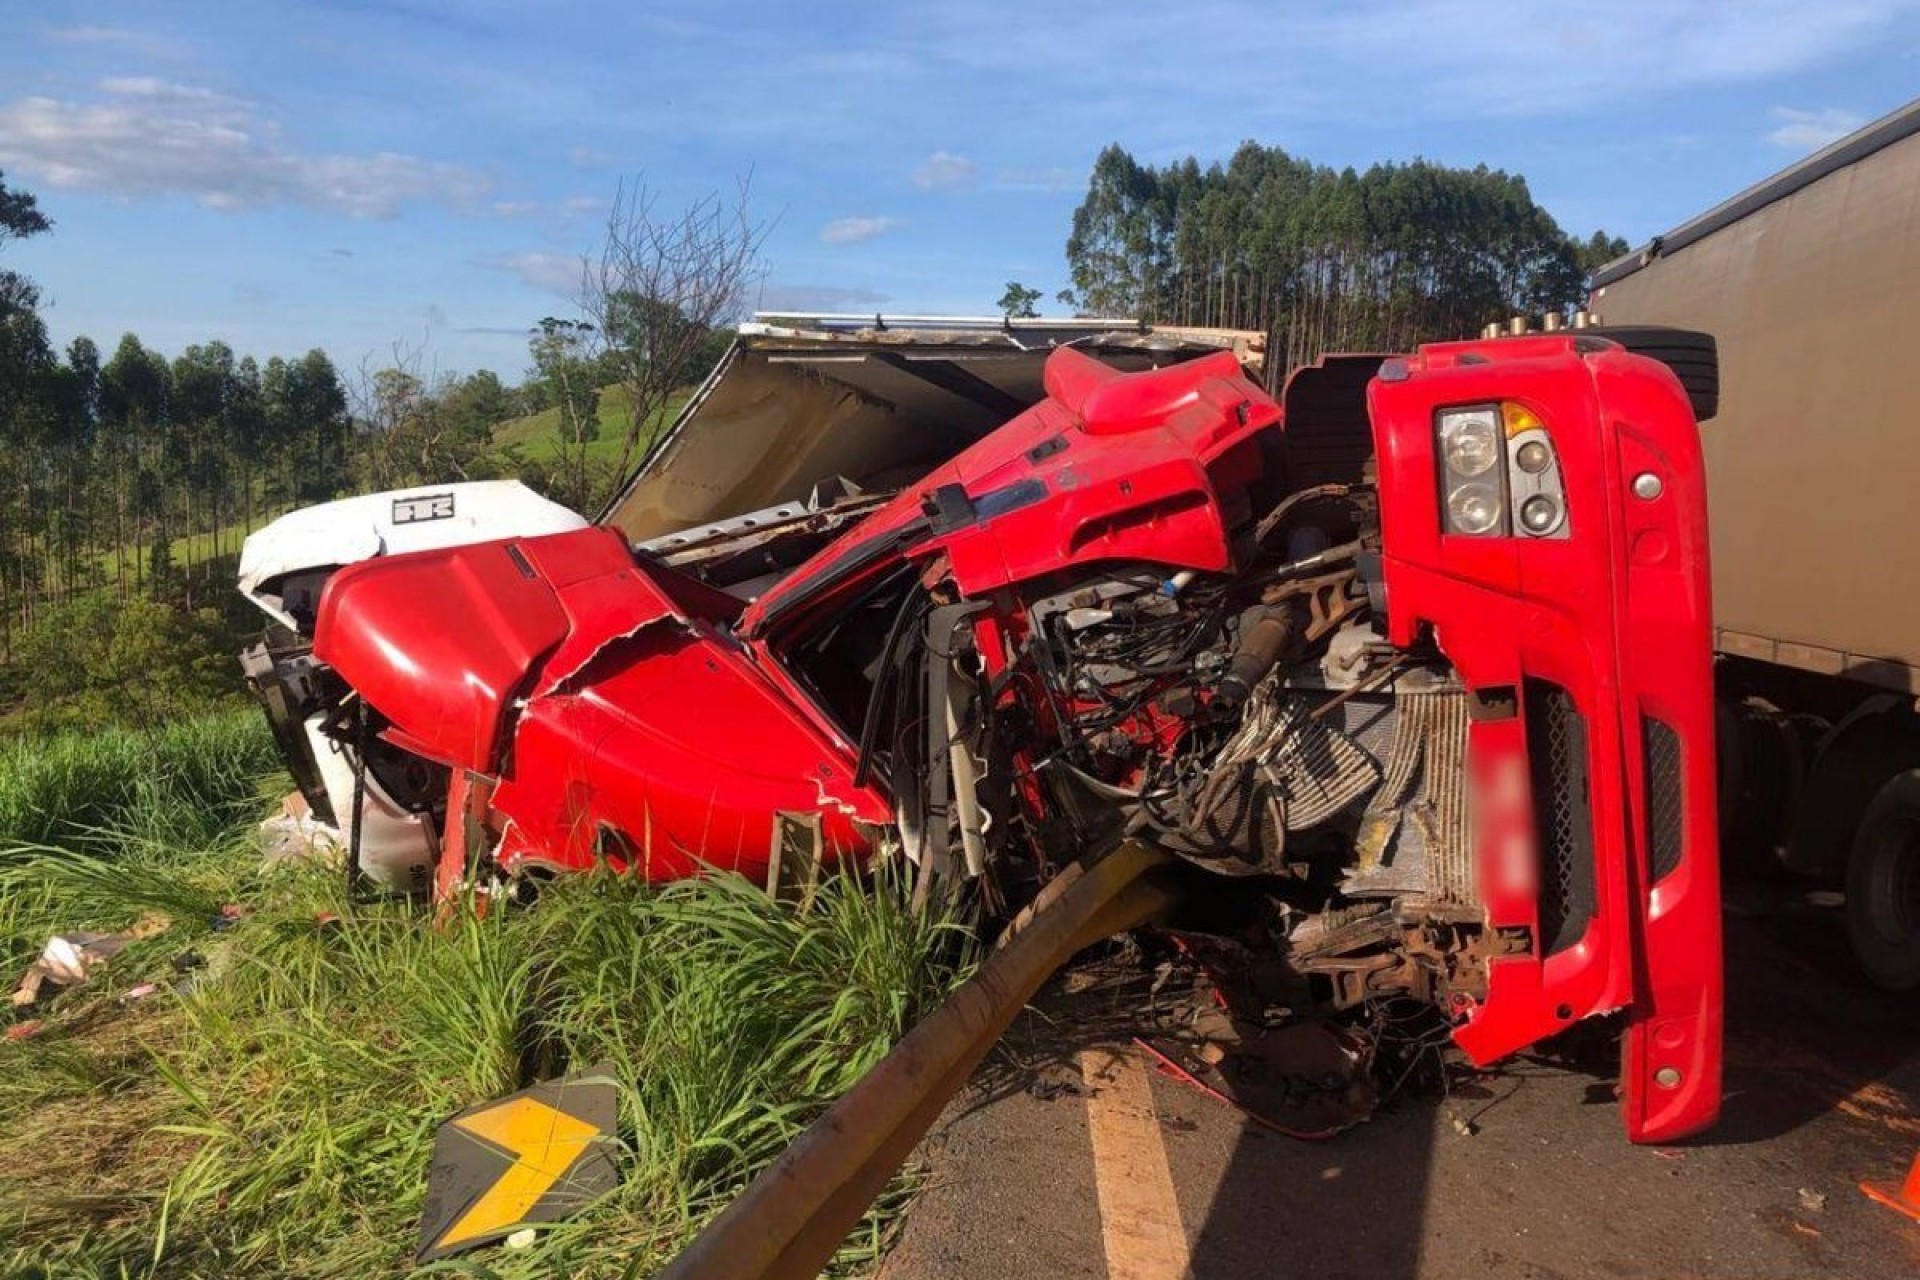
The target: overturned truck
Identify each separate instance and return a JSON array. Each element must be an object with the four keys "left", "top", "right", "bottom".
[{"left": 239, "top": 317, "right": 1724, "bottom": 1143}]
